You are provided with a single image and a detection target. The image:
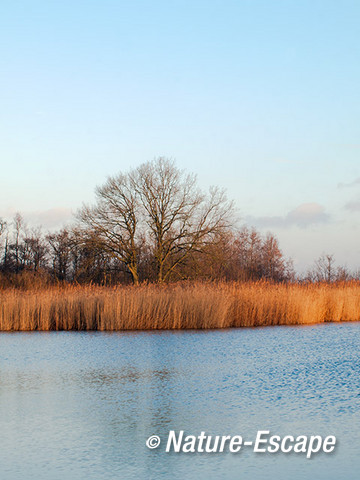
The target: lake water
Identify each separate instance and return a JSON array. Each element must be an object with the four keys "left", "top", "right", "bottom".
[{"left": 0, "top": 323, "right": 359, "bottom": 480}]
